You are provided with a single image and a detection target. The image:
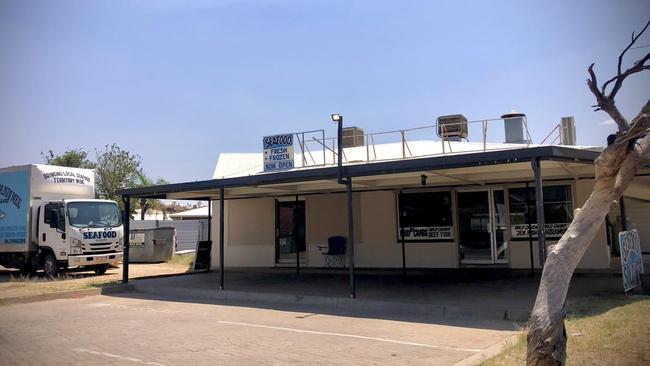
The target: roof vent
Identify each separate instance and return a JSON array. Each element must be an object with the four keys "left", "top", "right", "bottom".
[
  {"left": 436, "top": 114, "right": 468, "bottom": 141},
  {"left": 559, "top": 116, "right": 577, "bottom": 145},
  {"left": 341, "top": 127, "right": 365, "bottom": 148},
  {"left": 501, "top": 110, "right": 530, "bottom": 144}
]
